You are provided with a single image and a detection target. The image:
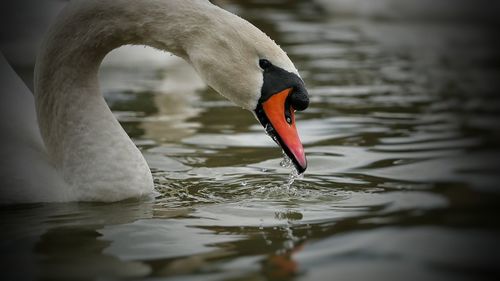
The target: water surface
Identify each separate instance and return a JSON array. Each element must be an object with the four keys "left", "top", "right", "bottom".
[{"left": 2, "top": 1, "right": 500, "bottom": 280}]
